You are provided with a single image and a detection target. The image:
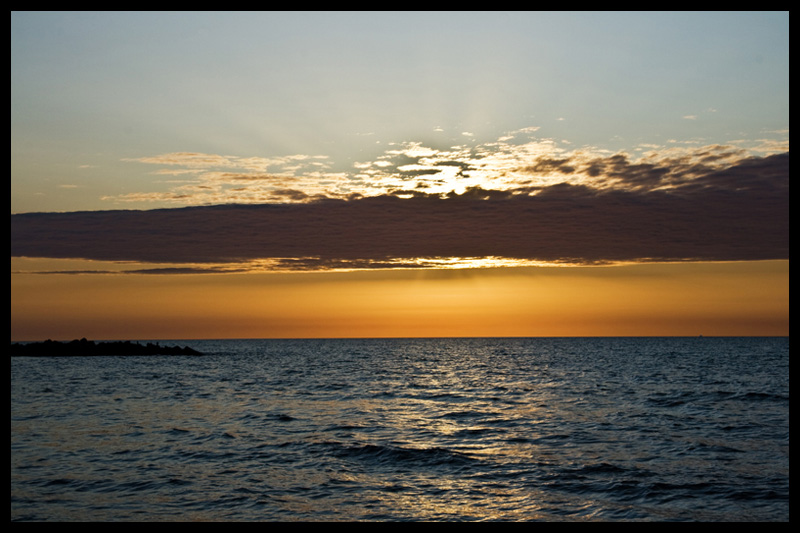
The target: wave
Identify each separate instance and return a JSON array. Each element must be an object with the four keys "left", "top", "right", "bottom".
[
  {"left": 318, "top": 441, "right": 479, "bottom": 469},
  {"left": 12, "top": 337, "right": 789, "bottom": 521}
]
